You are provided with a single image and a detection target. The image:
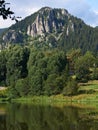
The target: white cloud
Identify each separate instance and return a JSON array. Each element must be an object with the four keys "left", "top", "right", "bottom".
[{"left": 0, "top": 18, "right": 15, "bottom": 28}]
